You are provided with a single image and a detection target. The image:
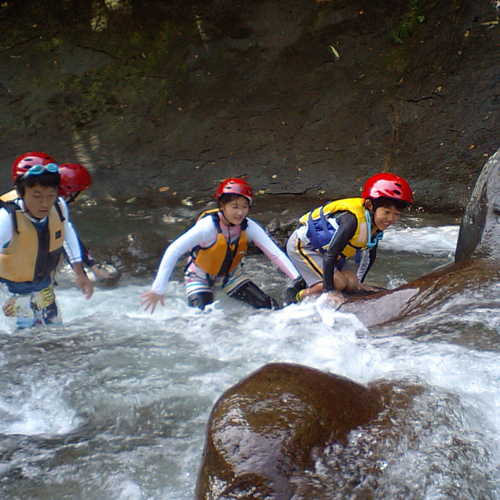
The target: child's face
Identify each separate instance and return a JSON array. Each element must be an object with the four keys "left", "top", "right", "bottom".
[
  {"left": 23, "top": 184, "right": 58, "bottom": 219},
  {"left": 221, "top": 196, "right": 250, "bottom": 225},
  {"left": 372, "top": 205, "right": 401, "bottom": 231}
]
